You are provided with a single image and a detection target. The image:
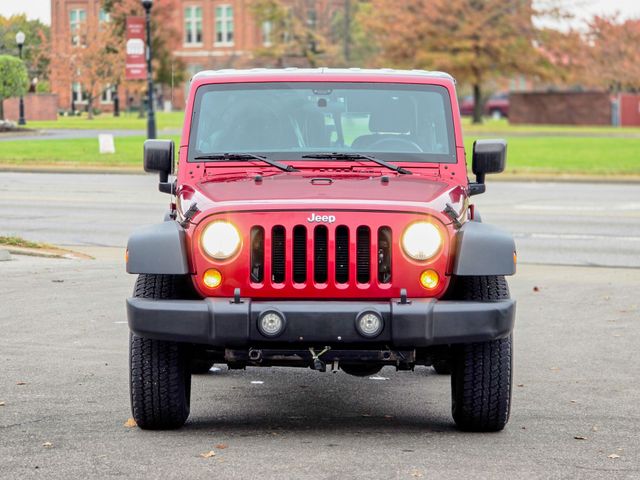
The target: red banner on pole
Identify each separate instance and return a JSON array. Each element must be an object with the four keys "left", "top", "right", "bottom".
[{"left": 125, "top": 17, "right": 146, "bottom": 80}]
